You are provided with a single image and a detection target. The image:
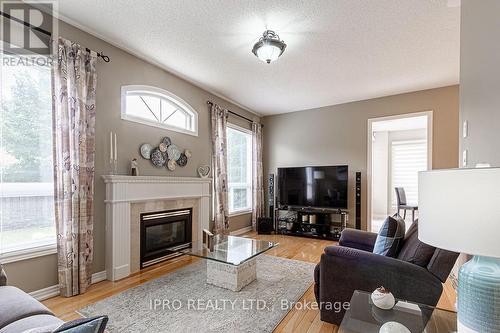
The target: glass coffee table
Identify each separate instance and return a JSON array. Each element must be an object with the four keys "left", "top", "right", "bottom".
[
  {"left": 339, "top": 290, "right": 457, "bottom": 333},
  {"left": 171, "top": 235, "right": 278, "bottom": 291}
]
